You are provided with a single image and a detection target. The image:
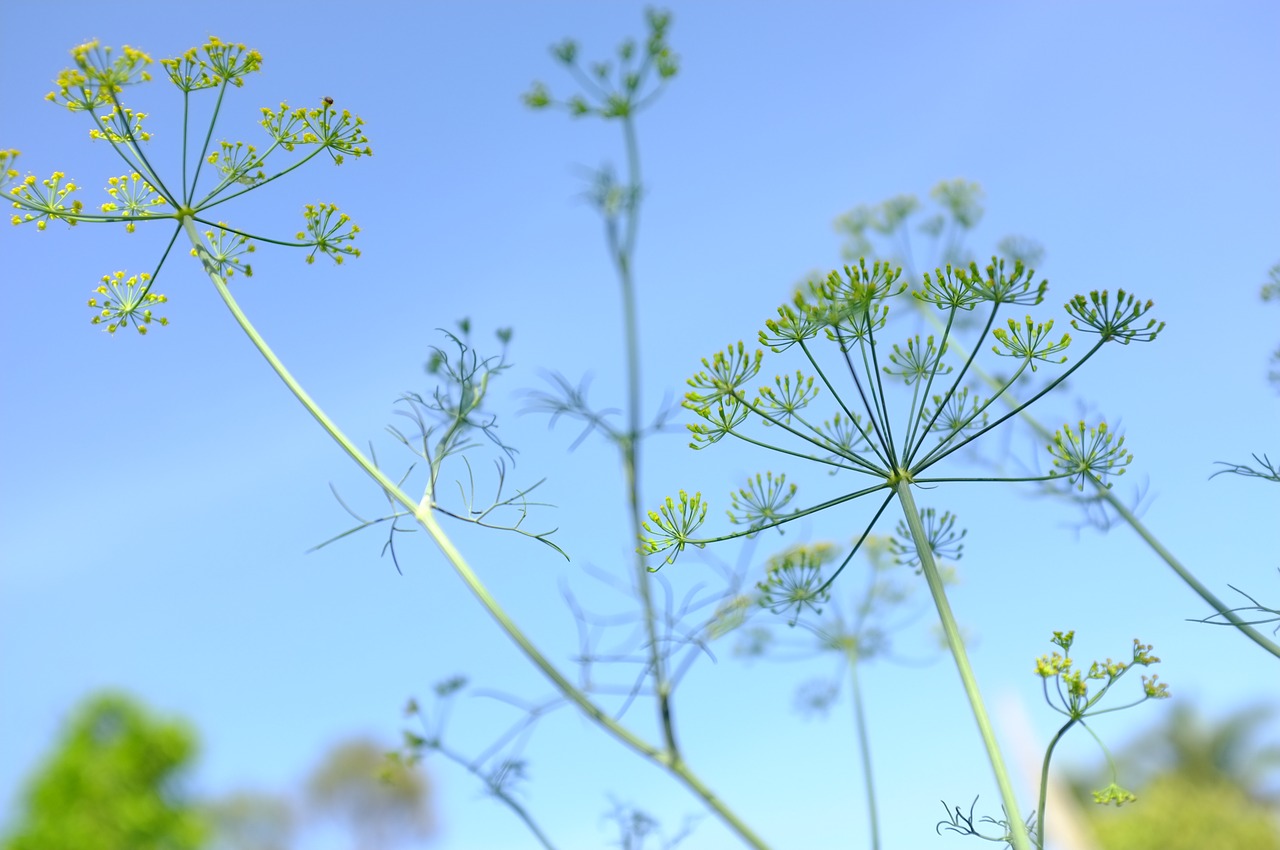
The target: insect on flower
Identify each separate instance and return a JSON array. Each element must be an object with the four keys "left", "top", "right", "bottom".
[{"left": 322, "top": 96, "right": 334, "bottom": 106}]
